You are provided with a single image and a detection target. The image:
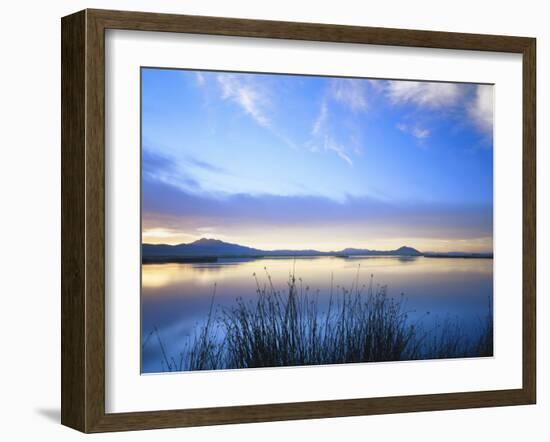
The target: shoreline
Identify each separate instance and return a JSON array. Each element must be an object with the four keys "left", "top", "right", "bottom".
[{"left": 142, "top": 253, "right": 493, "bottom": 264}]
